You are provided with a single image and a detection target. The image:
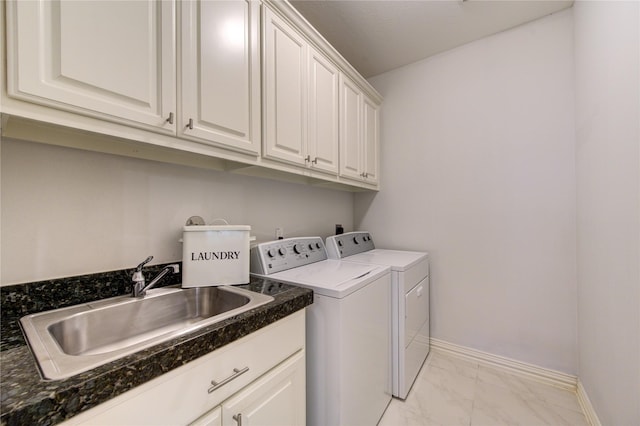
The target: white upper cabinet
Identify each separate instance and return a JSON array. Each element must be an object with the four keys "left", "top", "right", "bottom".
[
  {"left": 339, "top": 74, "right": 379, "bottom": 184},
  {"left": 307, "top": 46, "right": 340, "bottom": 174},
  {"left": 4, "top": 0, "right": 382, "bottom": 190},
  {"left": 180, "top": 0, "right": 261, "bottom": 155},
  {"left": 362, "top": 96, "right": 380, "bottom": 183},
  {"left": 263, "top": 7, "right": 307, "bottom": 166},
  {"left": 263, "top": 6, "right": 340, "bottom": 175},
  {"left": 6, "top": 0, "right": 176, "bottom": 133},
  {"left": 339, "top": 74, "right": 363, "bottom": 181}
]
